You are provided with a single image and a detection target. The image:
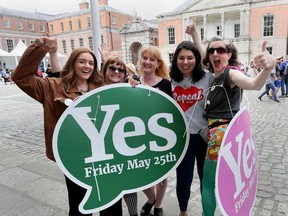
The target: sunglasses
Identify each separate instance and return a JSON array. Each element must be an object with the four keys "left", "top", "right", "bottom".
[
  {"left": 108, "top": 66, "right": 126, "bottom": 74},
  {"left": 207, "top": 47, "right": 227, "bottom": 55}
]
